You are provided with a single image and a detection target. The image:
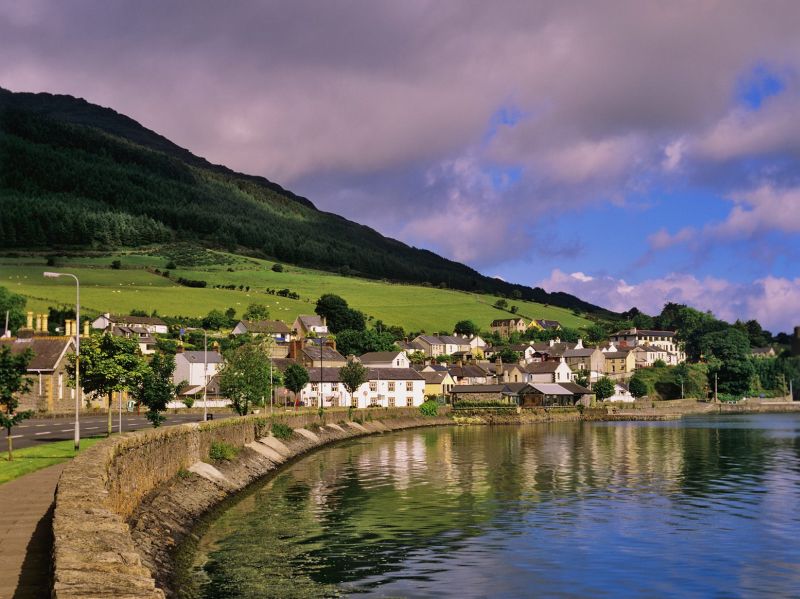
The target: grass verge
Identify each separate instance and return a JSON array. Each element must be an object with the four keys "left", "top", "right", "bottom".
[{"left": 0, "top": 436, "right": 105, "bottom": 485}]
